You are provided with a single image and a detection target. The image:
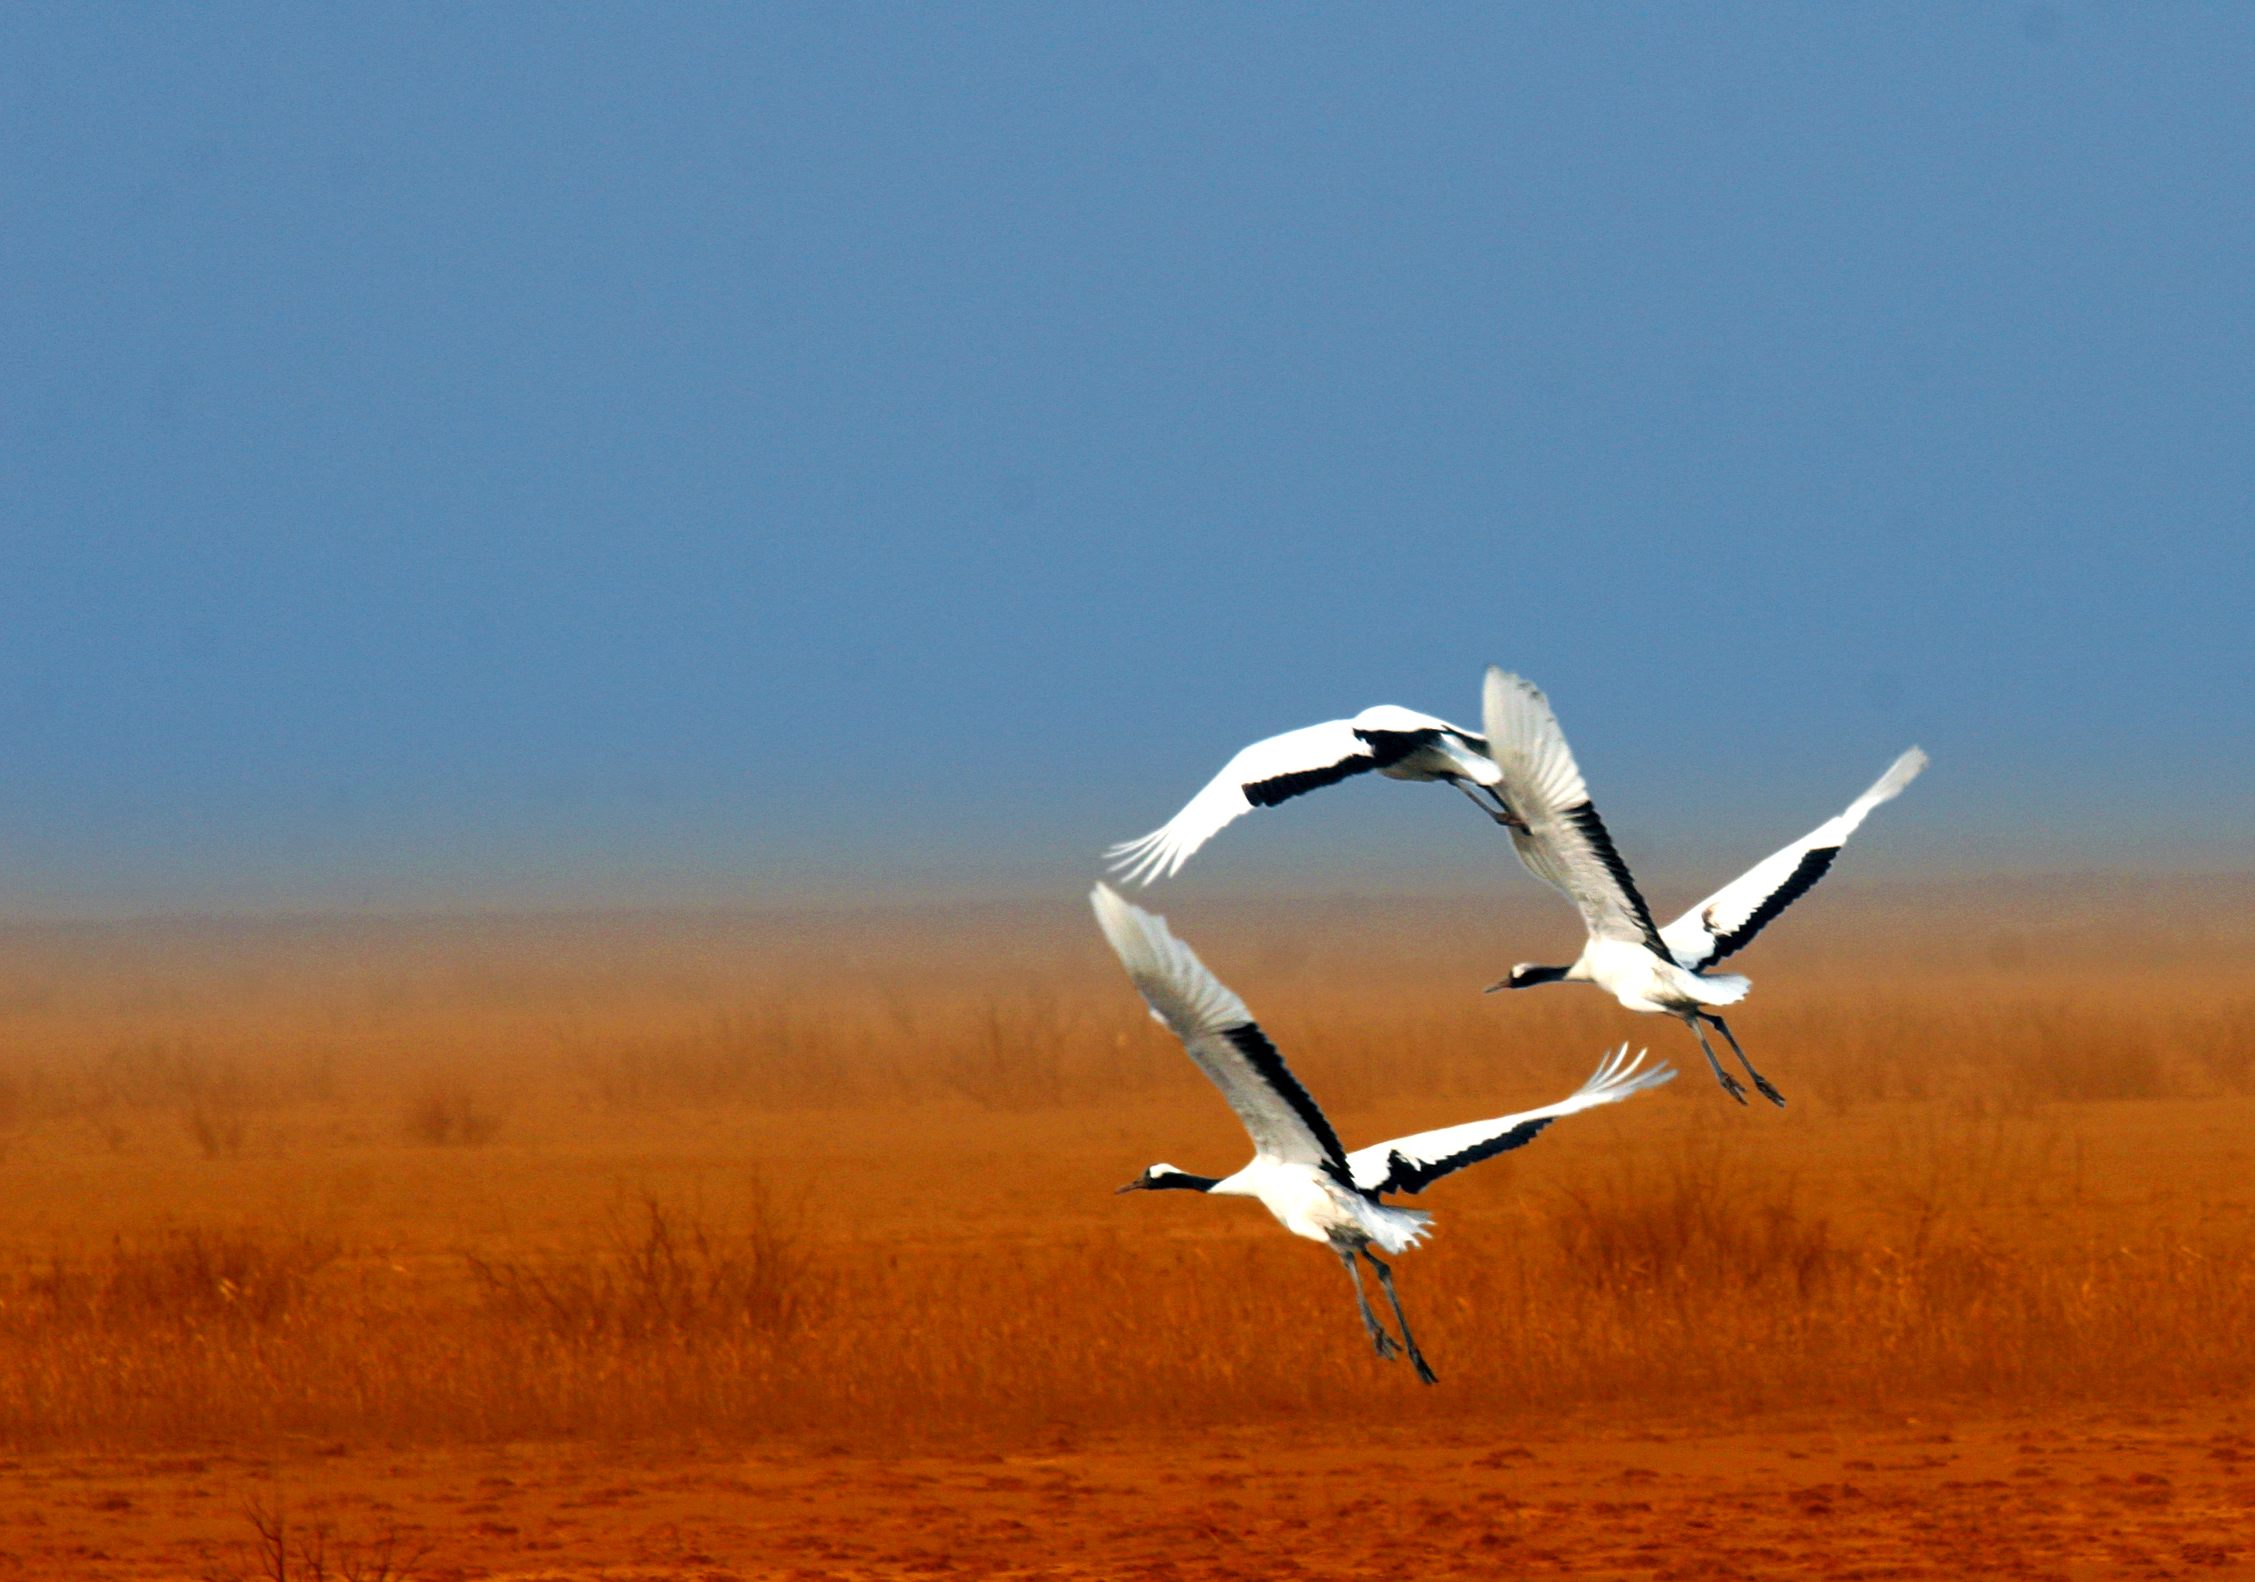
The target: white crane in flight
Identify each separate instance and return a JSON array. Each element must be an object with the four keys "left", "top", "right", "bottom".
[
  {"left": 1479, "top": 666, "right": 1926, "bottom": 1107},
  {"left": 1103, "top": 705, "right": 1514, "bottom": 885},
  {"left": 1093, "top": 882, "right": 1671, "bottom": 1384}
]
